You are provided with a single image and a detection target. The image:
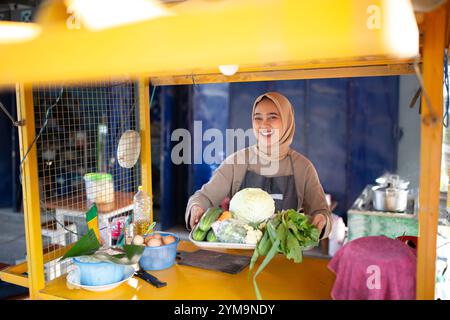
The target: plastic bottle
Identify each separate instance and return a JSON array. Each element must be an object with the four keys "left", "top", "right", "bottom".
[{"left": 133, "top": 186, "right": 152, "bottom": 236}]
